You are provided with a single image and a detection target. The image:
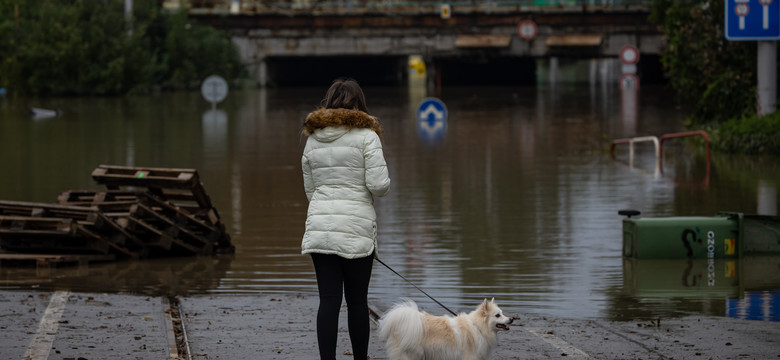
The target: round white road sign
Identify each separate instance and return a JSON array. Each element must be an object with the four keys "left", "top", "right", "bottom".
[
  {"left": 620, "top": 45, "right": 640, "bottom": 65},
  {"left": 518, "top": 20, "right": 538, "bottom": 41},
  {"left": 201, "top": 75, "right": 229, "bottom": 104}
]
